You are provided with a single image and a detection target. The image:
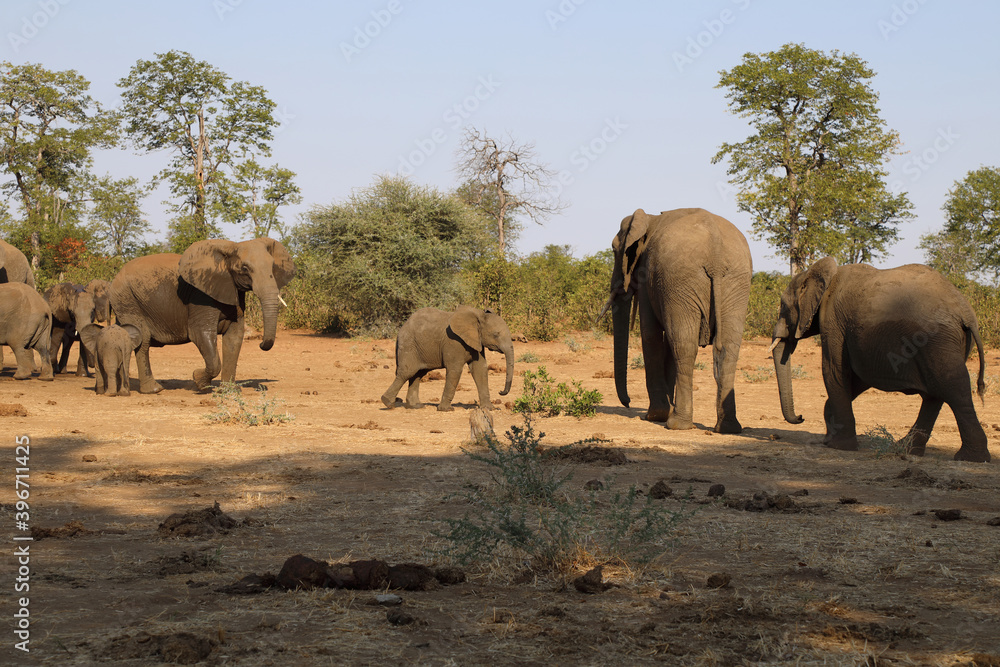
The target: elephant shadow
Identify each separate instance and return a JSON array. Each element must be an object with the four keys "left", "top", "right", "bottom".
[
  {"left": 81, "top": 377, "right": 278, "bottom": 394},
  {"left": 737, "top": 426, "right": 827, "bottom": 448}
]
